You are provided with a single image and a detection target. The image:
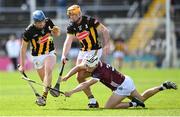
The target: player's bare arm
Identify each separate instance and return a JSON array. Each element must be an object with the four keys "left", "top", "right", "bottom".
[
  {"left": 61, "top": 34, "right": 75, "bottom": 63},
  {"left": 19, "top": 40, "right": 28, "bottom": 72},
  {"left": 61, "top": 64, "right": 86, "bottom": 81},
  {"left": 97, "top": 23, "right": 110, "bottom": 55},
  {"left": 65, "top": 78, "right": 98, "bottom": 97}
]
